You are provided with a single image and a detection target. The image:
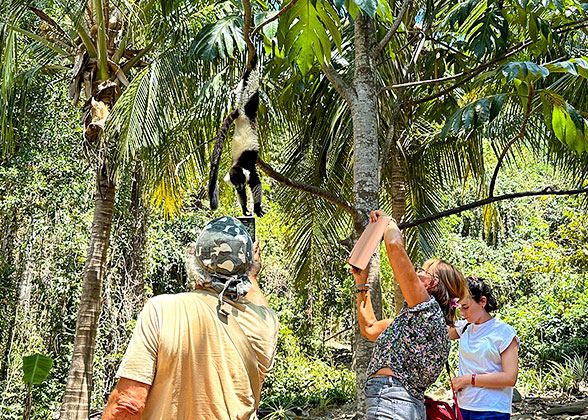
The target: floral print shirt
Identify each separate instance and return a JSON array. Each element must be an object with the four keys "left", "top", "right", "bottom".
[{"left": 367, "top": 296, "right": 450, "bottom": 400}]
